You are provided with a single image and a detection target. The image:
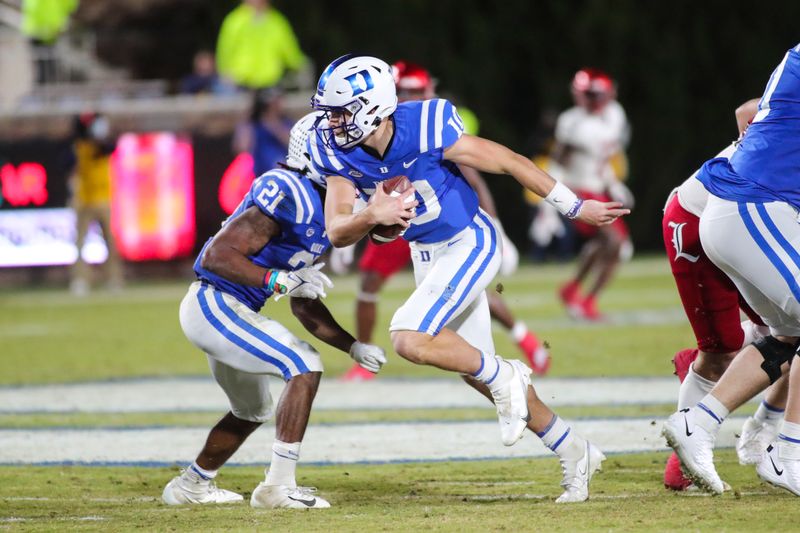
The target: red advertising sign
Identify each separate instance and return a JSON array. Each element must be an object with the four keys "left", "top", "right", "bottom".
[
  {"left": 1, "top": 162, "right": 48, "bottom": 207},
  {"left": 111, "top": 133, "right": 195, "bottom": 261}
]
